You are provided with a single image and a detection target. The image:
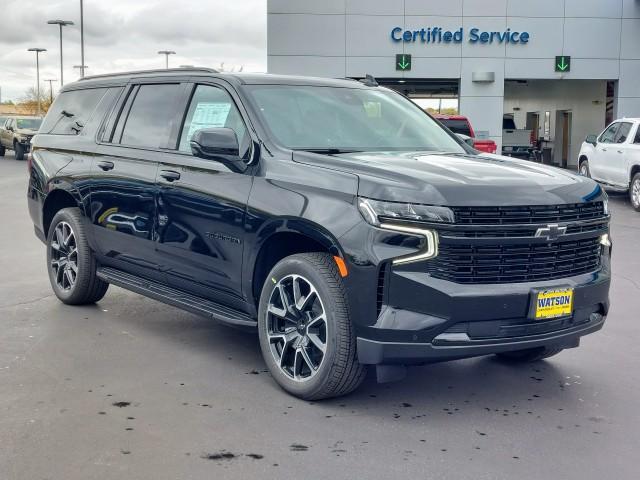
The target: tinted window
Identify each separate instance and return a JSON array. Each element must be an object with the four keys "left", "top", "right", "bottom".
[
  {"left": 119, "top": 84, "right": 182, "bottom": 148},
  {"left": 439, "top": 119, "right": 472, "bottom": 136},
  {"left": 599, "top": 123, "right": 619, "bottom": 144},
  {"left": 635, "top": 125, "right": 640, "bottom": 144},
  {"left": 503, "top": 117, "right": 517, "bottom": 130},
  {"left": 40, "top": 88, "right": 107, "bottom": 135},
  {"left": 178, "top": 85, "right": 249, "bottom": 158},
  {"left": 614, "top": 122, "right": 632, "bottom": 143}
]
